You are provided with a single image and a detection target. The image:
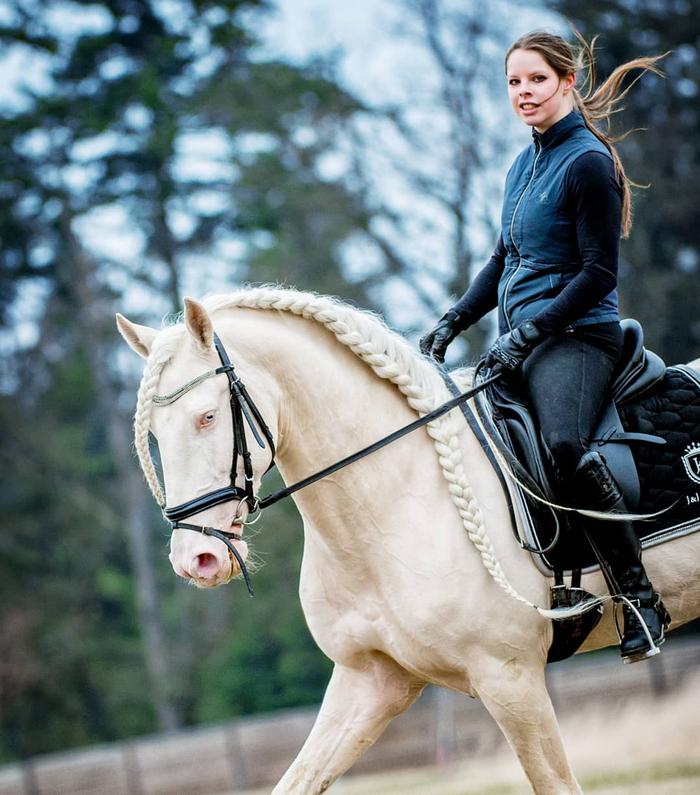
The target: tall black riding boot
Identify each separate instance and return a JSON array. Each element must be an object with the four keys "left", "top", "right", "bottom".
[{"left": 571, "top": 451, "right": 671, "bottom": 663}]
